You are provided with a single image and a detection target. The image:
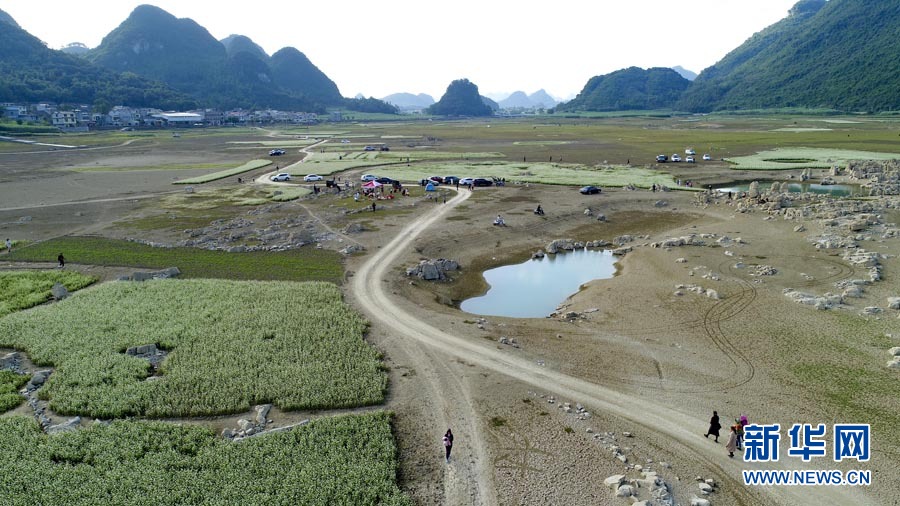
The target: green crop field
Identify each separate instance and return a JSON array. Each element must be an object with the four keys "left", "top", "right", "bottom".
[
  {"left": 0, "top": 371, "right": 30, "bottom": 413},
  {"left": 0, "top": 279, "right": 386, "bottom": 417},
  {"left": 0, "top": 270, "right": 97, "bottom": 318},
  {"left": 173, "top": 159, "right": 272, "bottom": 184},
  {"left": 0, "top": 411, "right": 410, "bottom": 505},
  {"left": 7, "top": 237, "right": 342, "bottom": 284}
]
